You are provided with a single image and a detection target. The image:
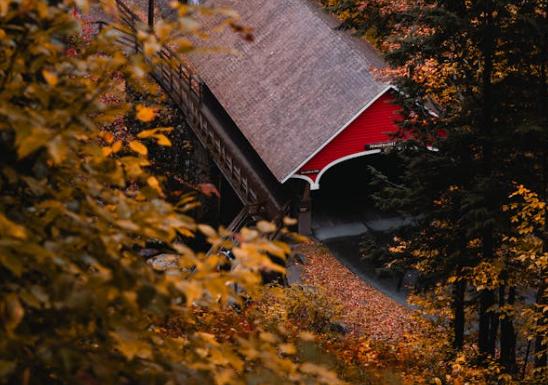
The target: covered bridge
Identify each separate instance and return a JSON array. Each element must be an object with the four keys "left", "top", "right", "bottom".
[
  {"left": 186, "top": 0, "right": 401, "bottom": 232},
  {"left": 190, "top": 0, "right": 400, "bottom": 189}
]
